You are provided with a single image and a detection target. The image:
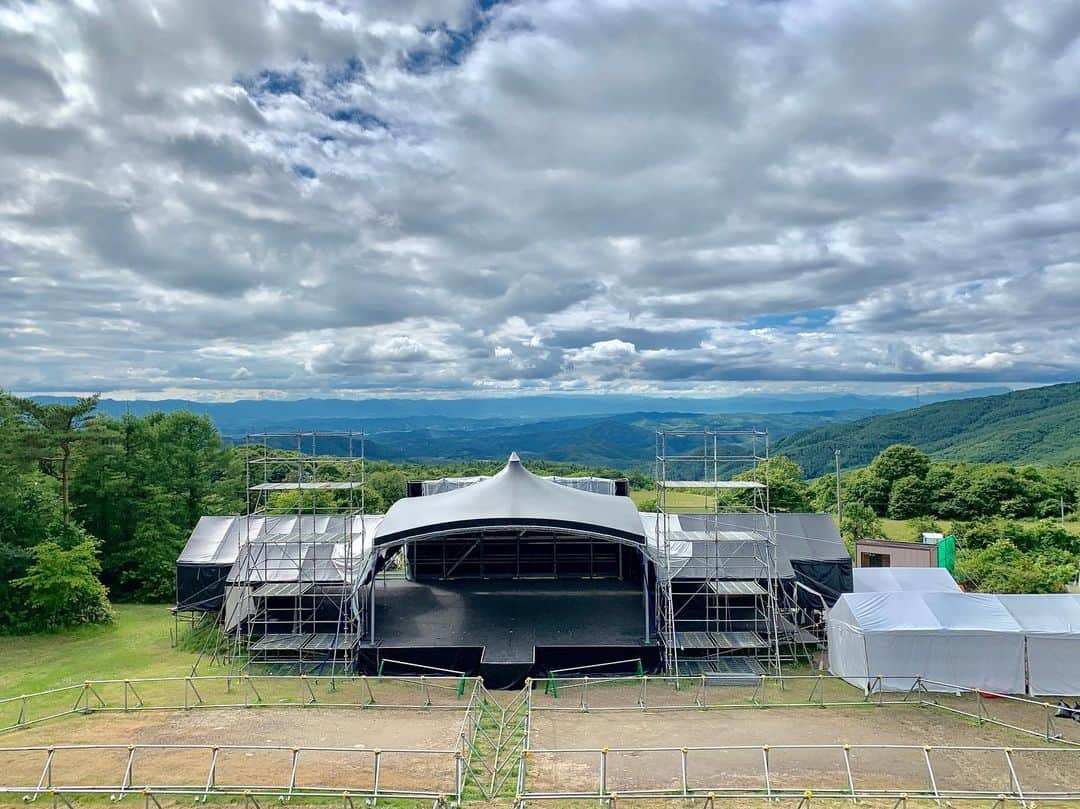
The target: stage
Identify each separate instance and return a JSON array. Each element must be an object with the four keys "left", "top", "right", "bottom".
[{"left": 358, "top": 578, "right": 657, "bottom": 685}]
